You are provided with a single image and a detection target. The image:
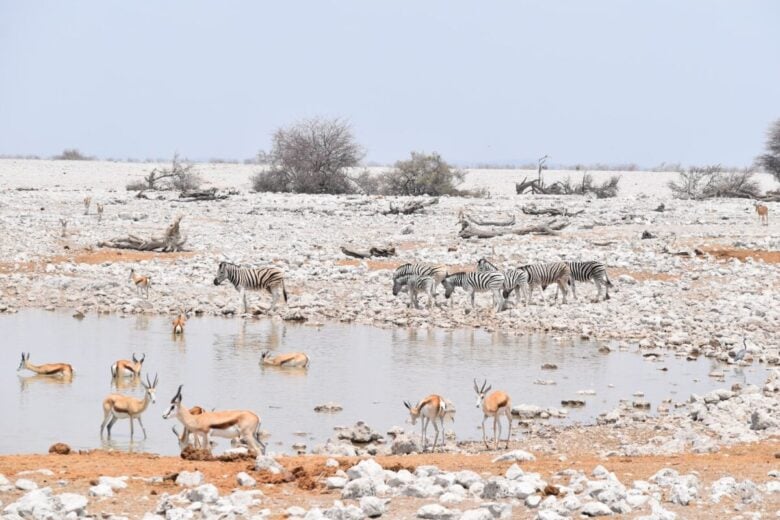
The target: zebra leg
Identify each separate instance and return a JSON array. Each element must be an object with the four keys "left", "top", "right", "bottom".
[
  {"left": 557, "top": 280, "right": 568, "bottom": 304},
  {"left": 469, "top": 288, "right": 476, "bottom": 309},
  {"left": 570, "top": 279, "right": 578, "bottom": 300},
  {"left": 593, "top": 280, "right": 603, "bottom": 302},
  {"left": 240, "top": 289, "right": 248, "bottom": 313},
  {"left": 270, "top": 287, "right": 279, "bottom": 310},
  {"left": 494, "top": 289, "right": 504, "bottom": 311},
  {"left": 520, "top": 284, "right": 529, "bottom": 306}
]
